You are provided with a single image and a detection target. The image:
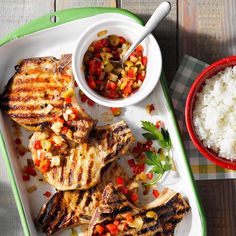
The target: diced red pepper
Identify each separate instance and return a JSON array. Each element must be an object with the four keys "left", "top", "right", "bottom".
[
  {"left": 106, "top": 224, "right": 119, "bottom": 235},
  {"left": 15, "top": 138, "right": 22, "bottom": 145},
  {"left": 71, "top": 107, "right": 79, "bottom": 116},
  {"left": 80, "top": 94, "right": 88, "bottom": 103},
  {"left": 153, "top": 189, "right": 160, "bottom": 198},
  {"left": 127, "top": 69, "right": 135, "bottom": 78},
  {"left": 156, "top": 120, "right": 161, "bottom": 129},
  {"left": 120, "top": 186, "right": 129, "bottom": 195},
  {"left": 146, "top": 140, "right": 153, "bottom": 146},
  {"left": 34, "top": 158, "right": 41, "bottom": 167},
  {"left": 23, "top": 166, "right": 37, "bottom": 176},
  {"left": 22, "top": 175, "right": 30, "bottom": 181},
  {"left": 93, "top": 40, "right": 104, "bottom": 52},
  {"left": 94, "top": 225, "right": 105, "bottom": 235},
  {"left": 54, "top": 116, "right": 64, "bottom": 123},
  {"left": 61, "top": 126, "right": 69, "bottom": 135},
  {"left": 87, "top": 98, "right": 95, "bottom": 106},
  {"left": 138, "top": 163, "right": 145, "bottom": 173},
  {"left": 128, "top": 159, "right": 136, "bottom": 168},
  {"left": 119, "top": 36, "right": 126, "bottom": 44},
  {"left": 40, "top": 159, "right": 51, "bottom": 173},
  {"left": 137, "top": 73, "right": 145, "bottom": 81},
  {"left": 105, "top": 89, "right": 119, "bottom": 99},
  {"left": 116, "top": 176, "right": 124, "bottom": 186},
  {"left": 135, "top": 45, "right": 143, "bottom": 56},
  {"left": 106, "top": 80, "right": 117, "bottom": 90},
  {"left": 43, "top": 191, "right": 52, "bottom": 198},
  {"left": 94, "top": 52, "right": 101, "bottom": 59},
  {"left": 65, "top": 97, "right": 72, "bottom": 104},
  {"left": 130, "top": 192, "right": 138, "bottom": 202},
  {"left": 33, "top": 140, "right": 42, "bottom": 150},
  {"left": 87, "top": 76, "right": 97, "bottom": 90},
  {"left": 123, "top": 81, "right": 133, "bottom": 96},
  {"left": 111, "top": 107, "right": 121, "bottom": 116},
  {"left": 147, "top": 172, "right": 154, "bottom": 180},
  {"left": 141, "top": 56, "right": 148, "bottom": 66},
  {"left": 89, "top": 60, "right": 102, "bottom": 76},
  {"left": 101, "top": 38, "right": 109, "bottom": 46},
  {"left": 123, "top": 213, "right": 133, "bottom": 223}
]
